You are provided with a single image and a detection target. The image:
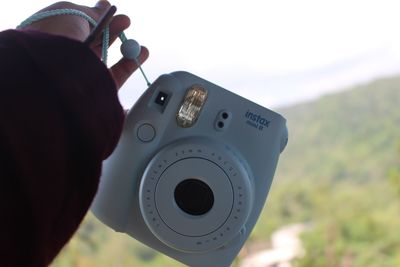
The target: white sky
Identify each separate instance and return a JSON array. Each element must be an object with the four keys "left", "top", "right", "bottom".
[{"left": 2, "top": 0, "right": 400, "bottom": 108}]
